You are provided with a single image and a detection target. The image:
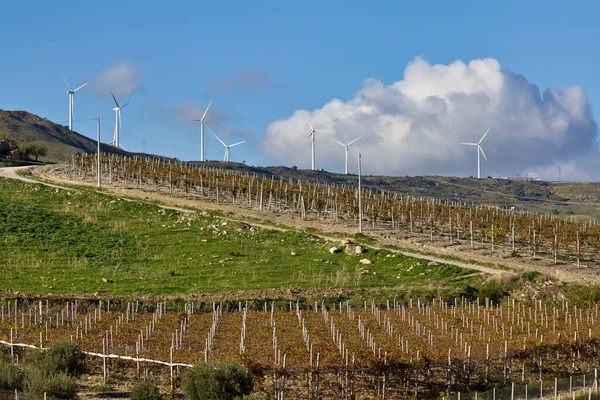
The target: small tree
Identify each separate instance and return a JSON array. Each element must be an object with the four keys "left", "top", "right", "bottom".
[
  {"left": 182, "top": 363, "right": 253, "bottom": 400},
  {"left": 25, "top": 142, "right": 48, "bottom": 161}
]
